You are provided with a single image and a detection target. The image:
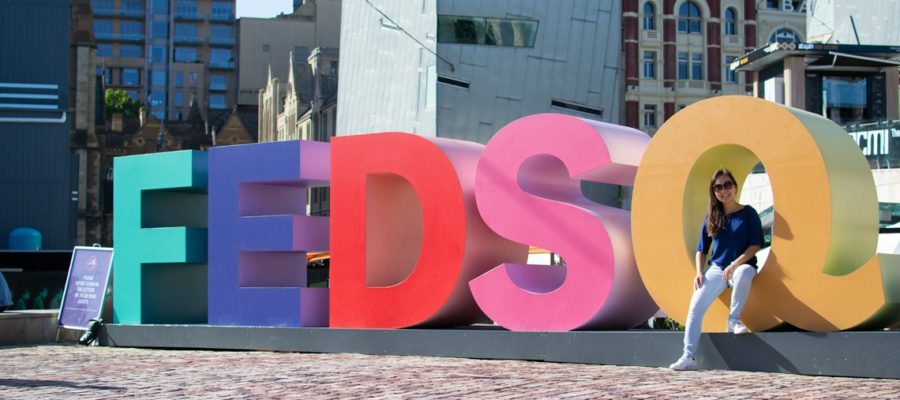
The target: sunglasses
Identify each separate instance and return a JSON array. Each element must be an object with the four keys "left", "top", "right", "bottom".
[{"left": 713, "top": 181, "right": 735, "bottom": 192}]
